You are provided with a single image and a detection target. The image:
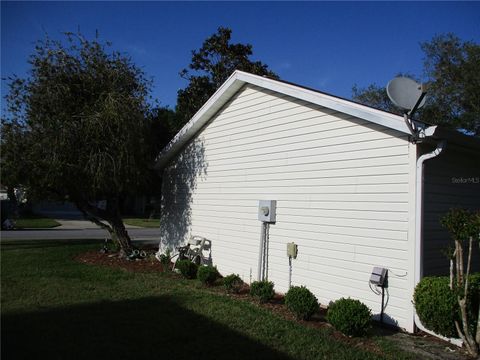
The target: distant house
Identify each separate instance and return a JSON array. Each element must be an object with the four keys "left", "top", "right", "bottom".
[{"left": 156, "top": 71, "right": 479, "bottom": 333}]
